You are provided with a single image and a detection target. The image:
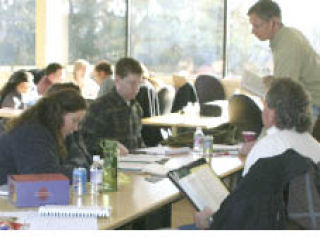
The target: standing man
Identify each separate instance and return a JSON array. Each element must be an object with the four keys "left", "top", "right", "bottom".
[
  {"left": 248, "top": 0, "right": 320, "bottom": 119},
  {"left": 81, "top": 57, "right": 144, "bottom": 154}
]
